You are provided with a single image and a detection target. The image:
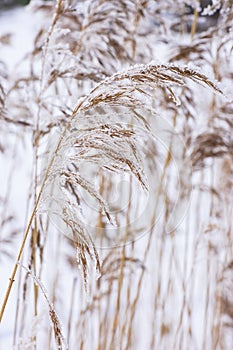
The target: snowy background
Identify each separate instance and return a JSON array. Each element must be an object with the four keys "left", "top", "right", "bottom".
[{"left": 1, "top": 1, "right": 233, "bottom": 349}]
